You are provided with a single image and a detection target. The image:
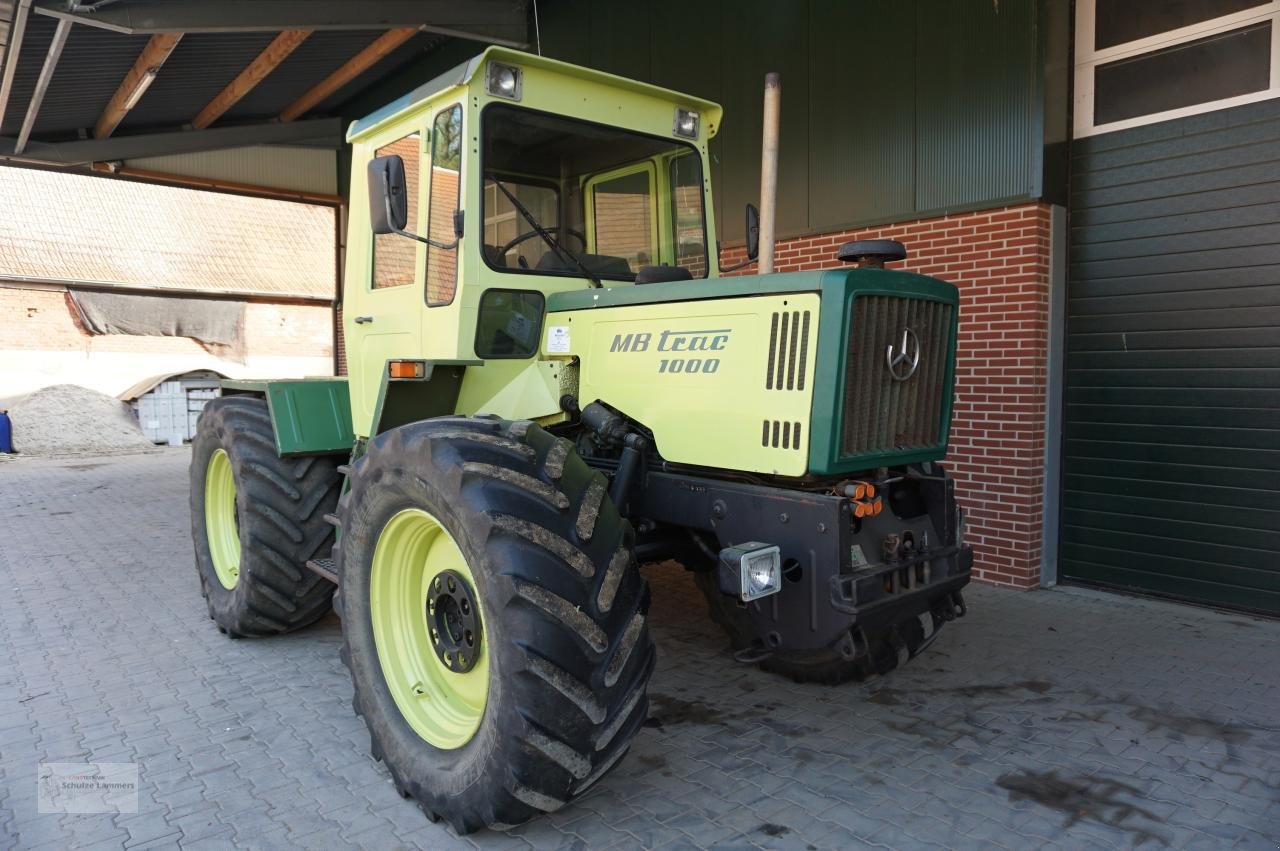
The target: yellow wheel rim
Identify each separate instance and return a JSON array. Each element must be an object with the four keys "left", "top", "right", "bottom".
[
  {"left": 205, "top": 448, "right": 240, "bottom": 590},
  {"left": 369, "top": 508, "right": 488, "bottom": 749}
]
